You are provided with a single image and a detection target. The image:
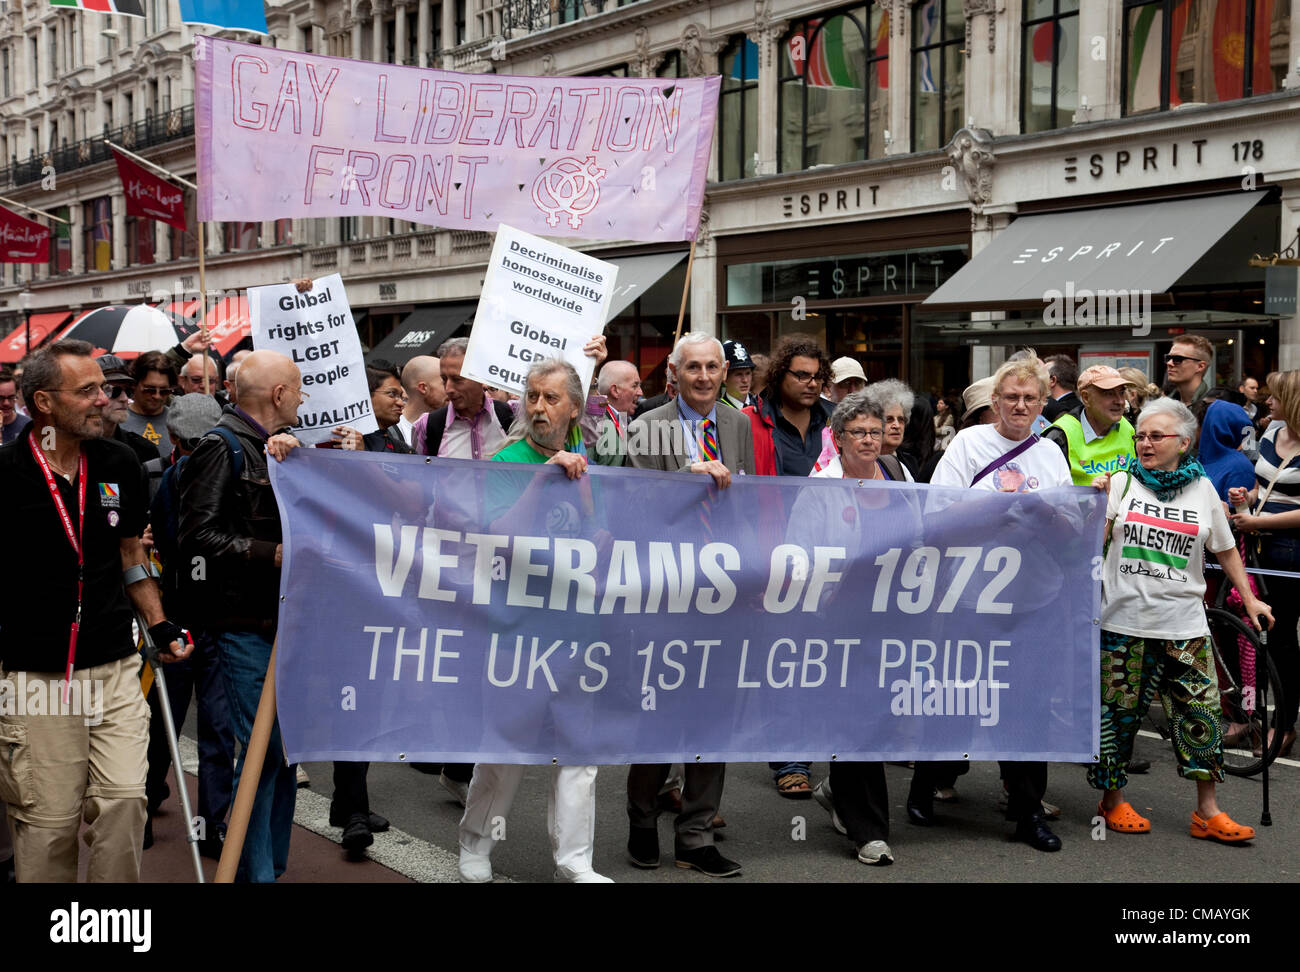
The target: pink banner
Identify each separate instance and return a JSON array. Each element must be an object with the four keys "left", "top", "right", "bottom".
[{"left": 196, "top": 36, "right": 719, "bottom": 243}]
